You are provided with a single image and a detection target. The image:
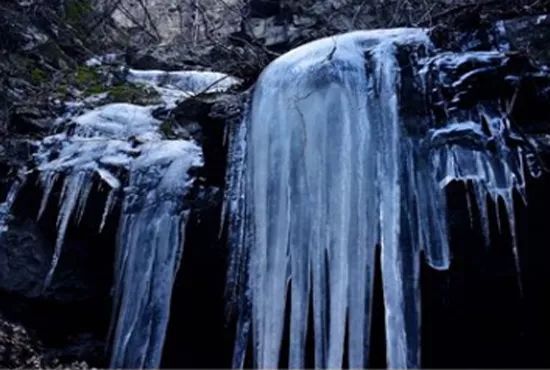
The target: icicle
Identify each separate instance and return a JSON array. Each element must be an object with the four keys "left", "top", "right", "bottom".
[
  {"left": 109, "top": 141, "right": 202, "bottom": 369},
  {"left": 30, "top": 68, "right": 230, "bottom": 368},
  {"left": 76, "top": 177, "right": 94, "bottom": 225},
  {"left": 493, "top": 194, "right": 504, "bottom": 235},
  {"left": 224, "top": 109, "right": 251, "bottom": 322},
  {"left": 37, "top": 172, "right": 59, "bottom": 220},
  {"left": 43, "top": 172, "right": 92, "bottom": 289},
  {"left": 474, "top": 184, "right": 491, "bottom": 247},
  {"left": 465, "top": 181, "right": 476, "bottom": 230},
  {"left": 502, "top": 191, "right": 524, "bottom": 295},
  {"left": 99, "top": 190, "right": 117, "bottom": 232},
  {"left": 227, "top": 29, "right": 435, "bottom": 370},
  {"left": 0, "top": 173, "right": 27, "bottom": 234},
  {"left": 220, "top": 114, "right": 248, "bottom": 240}
]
